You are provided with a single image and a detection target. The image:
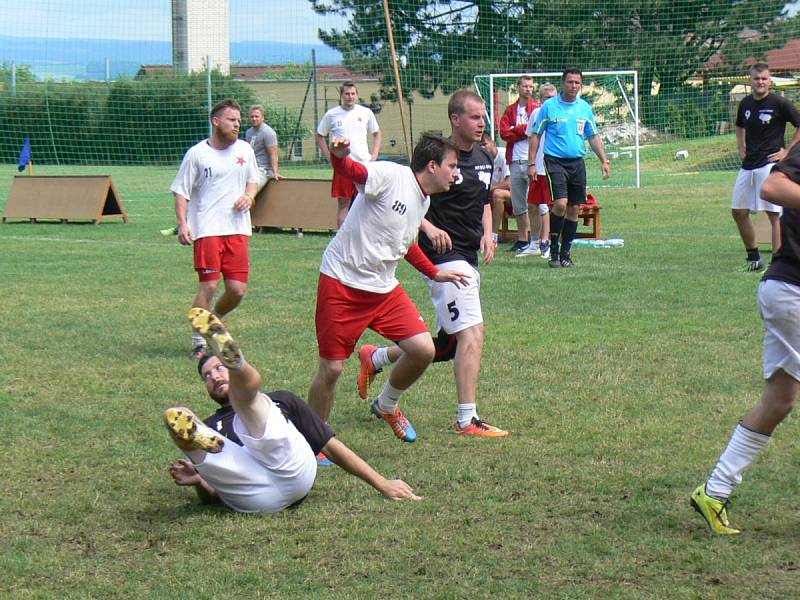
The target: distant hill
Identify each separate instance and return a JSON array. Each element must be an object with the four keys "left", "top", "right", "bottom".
[{"left": 0, "top": 35, "right": 341, "bottom": 80}]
